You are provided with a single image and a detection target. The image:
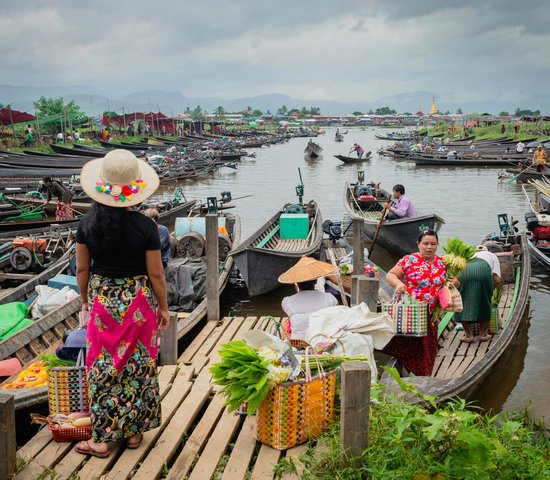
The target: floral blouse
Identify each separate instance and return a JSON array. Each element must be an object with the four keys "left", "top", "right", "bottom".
[{"left": 397, "top": 253, "right": 446, "bottom": 312}]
